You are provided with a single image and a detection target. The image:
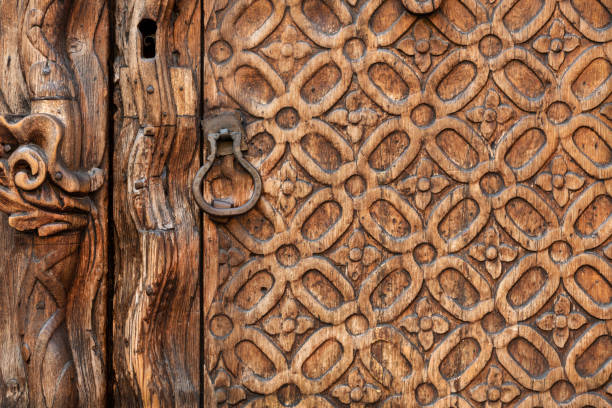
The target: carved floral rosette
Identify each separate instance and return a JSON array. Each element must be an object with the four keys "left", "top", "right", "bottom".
[{"left": 203, "top": 0, "right": 612, "bottom": 406}]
